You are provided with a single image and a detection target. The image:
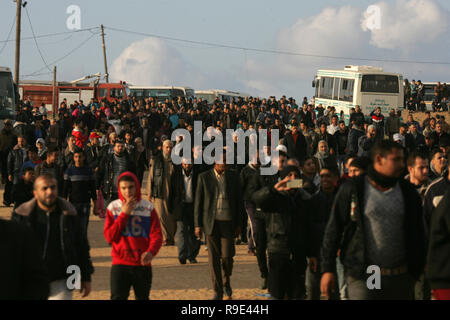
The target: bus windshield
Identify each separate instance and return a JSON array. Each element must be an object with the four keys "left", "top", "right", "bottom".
[
  {"left": 0, "top": 71, "right": 15, "bottom": 114},
  {"left": 361, "top": 74, "right": 399, "bottom": 93}
]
